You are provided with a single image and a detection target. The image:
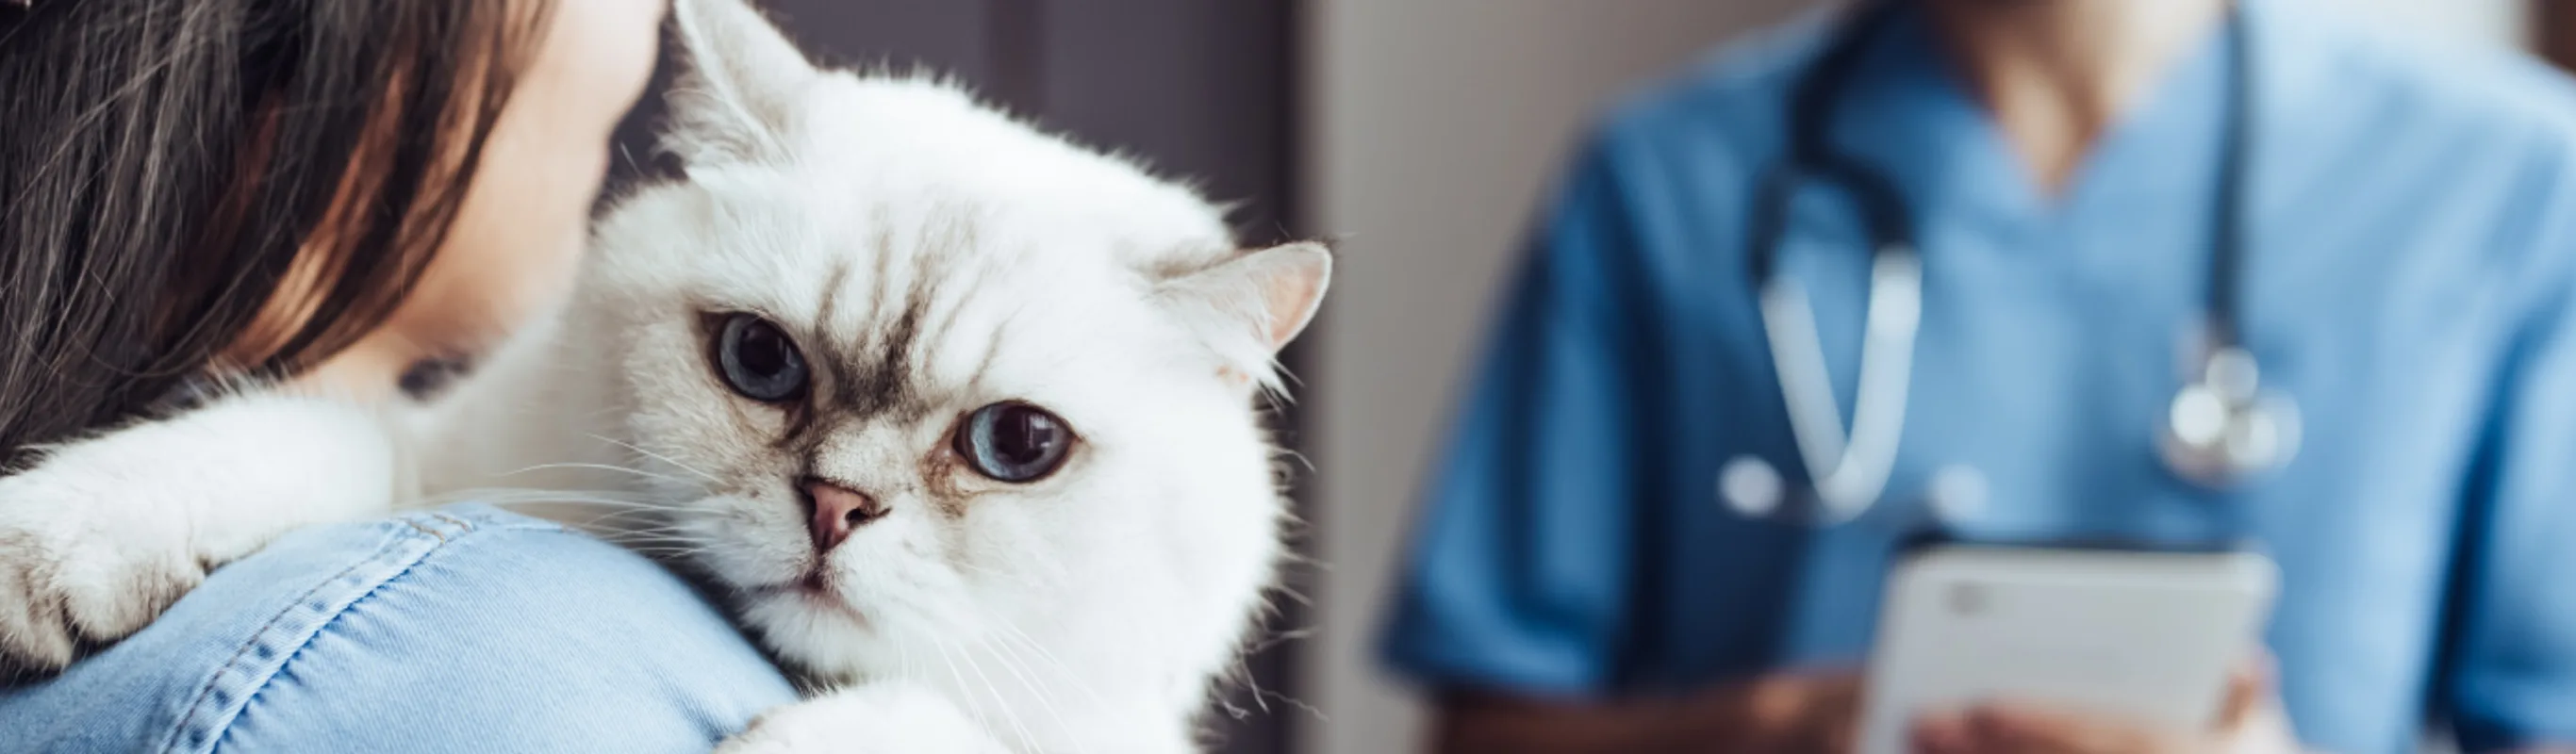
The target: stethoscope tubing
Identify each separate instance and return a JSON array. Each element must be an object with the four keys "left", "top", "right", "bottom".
[{"left": 1726, "top": 0, "right": 2289, "bottom": 525}]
